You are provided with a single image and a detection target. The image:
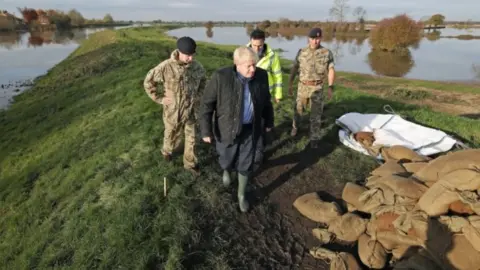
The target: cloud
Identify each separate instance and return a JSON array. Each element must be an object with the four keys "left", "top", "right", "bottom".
[
  {"left": 166, "top": 2, "right": 198, "bottom": 8},
  {"left": 1, "top": 0, "right": 479, "bottom": 21}
]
